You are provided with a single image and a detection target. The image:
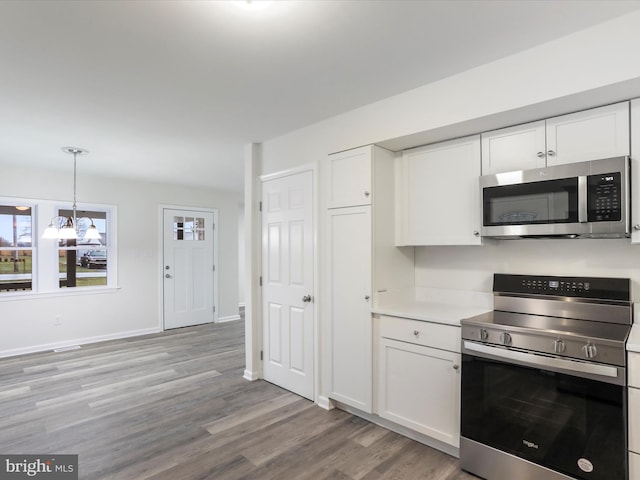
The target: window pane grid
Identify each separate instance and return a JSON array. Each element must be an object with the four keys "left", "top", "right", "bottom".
[{"left": 173, "top": 216, "right": 206, "bottom": 241}]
